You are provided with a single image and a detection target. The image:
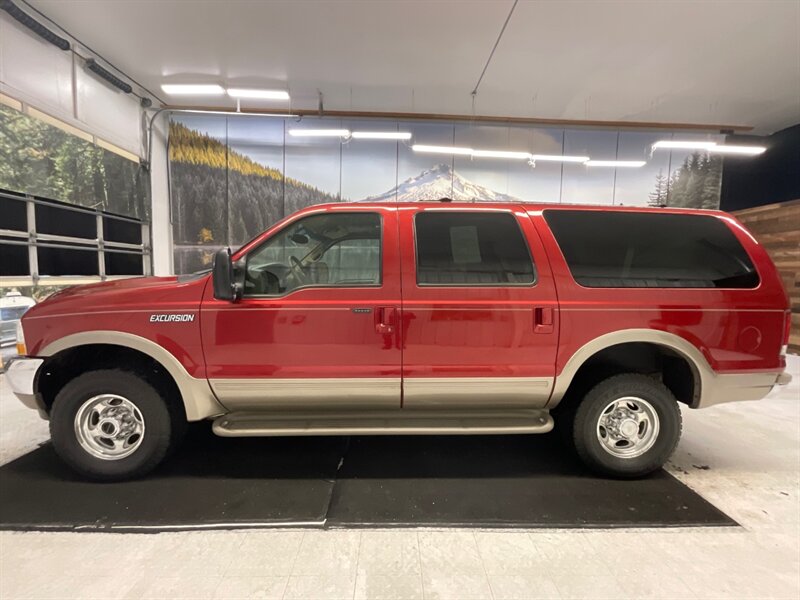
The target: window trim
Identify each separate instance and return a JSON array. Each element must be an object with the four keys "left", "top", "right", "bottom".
[
  {"left": 242, "top": 211, "right": 384, "bottom": 298},
  {"left": 412, "top": 209, "right": 538, "bottom": 288},
  {"left": 542, "top": 209, "right": 761, "bottom": 291}
]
